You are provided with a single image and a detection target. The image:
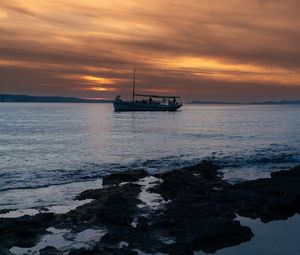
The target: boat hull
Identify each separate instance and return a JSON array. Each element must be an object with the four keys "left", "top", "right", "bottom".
[{"left": 113, "top": 101, "right": 182, "bottom": 112}]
